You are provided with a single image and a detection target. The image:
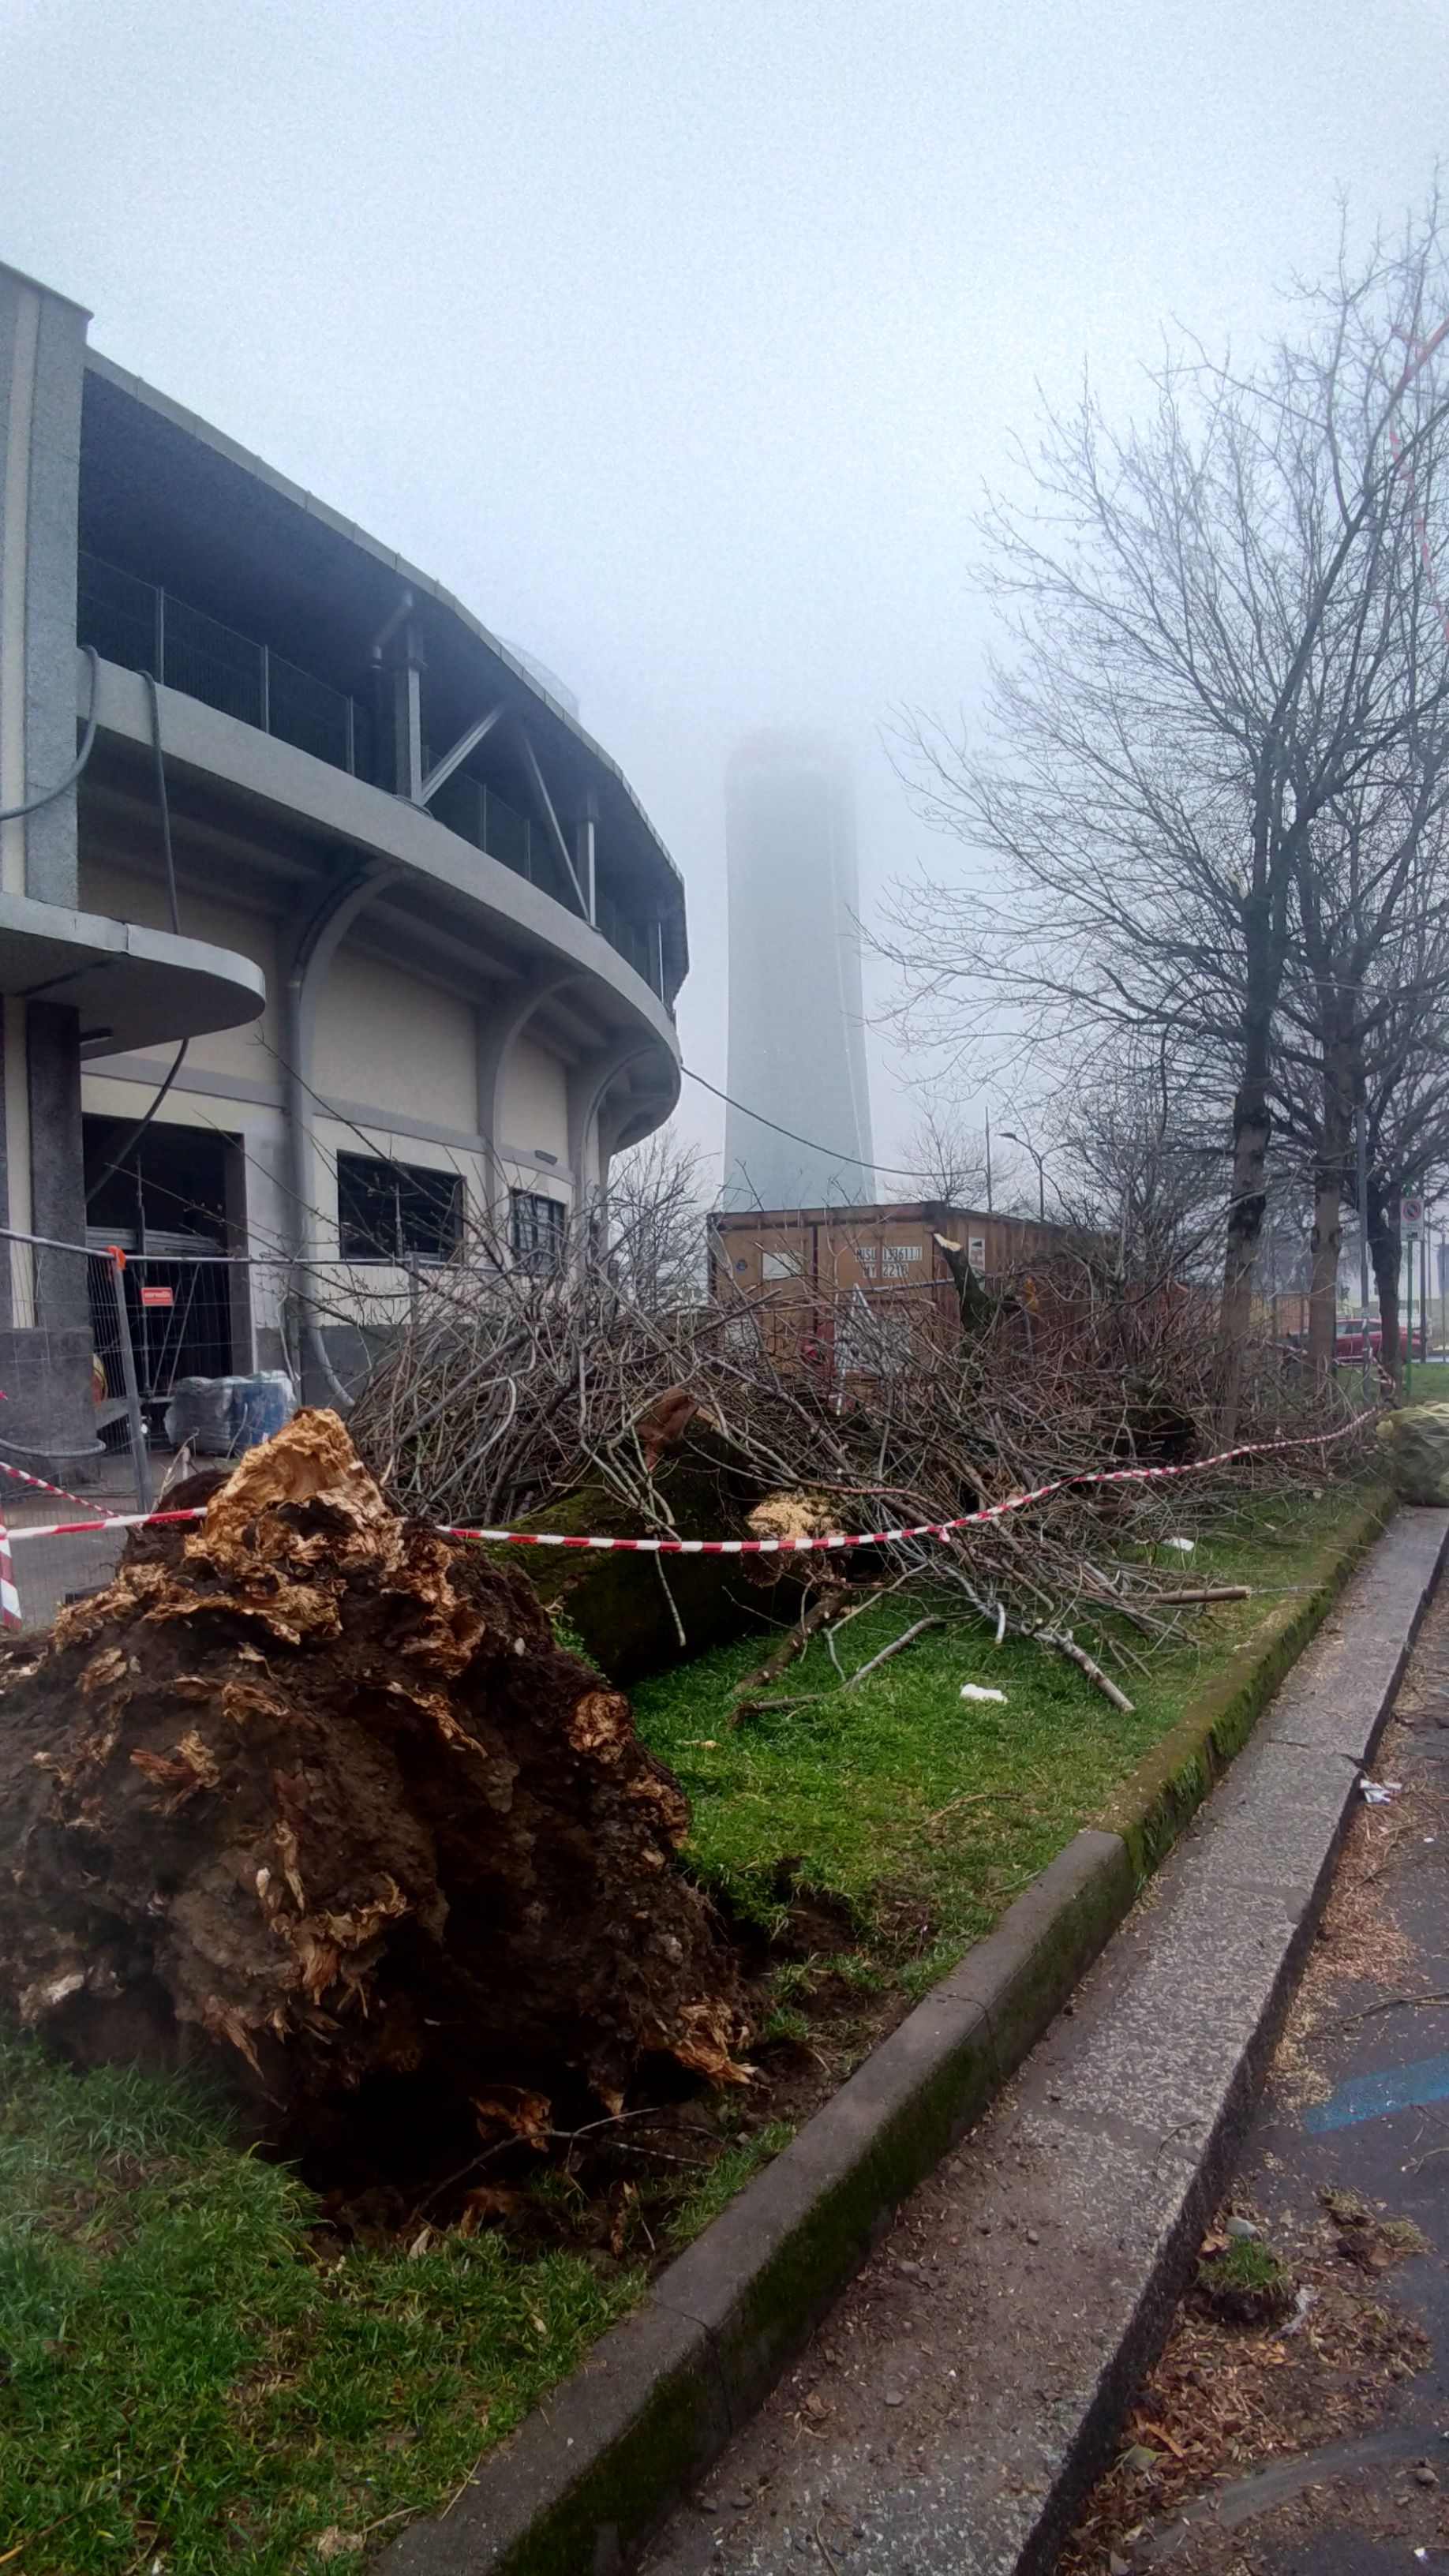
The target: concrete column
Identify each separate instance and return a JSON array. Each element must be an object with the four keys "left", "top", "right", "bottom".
[
  {"left": 391, "top": 619, "right": 425, "bottom": 803},
  {"left": 280, "top": 862, "right": 400, "bottom": 1403},
  {"left": 0, "top": 264, "right": 87, "bottom": 907},
  {"left": 575, "top": 795, "right": 598, "bottom": 927},
  {"left": 0, "top": 264, "right": 98, "bottom": 1473},
  {"left": 28, "top": 1002, "right": 87, "bottom": 1322}
]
